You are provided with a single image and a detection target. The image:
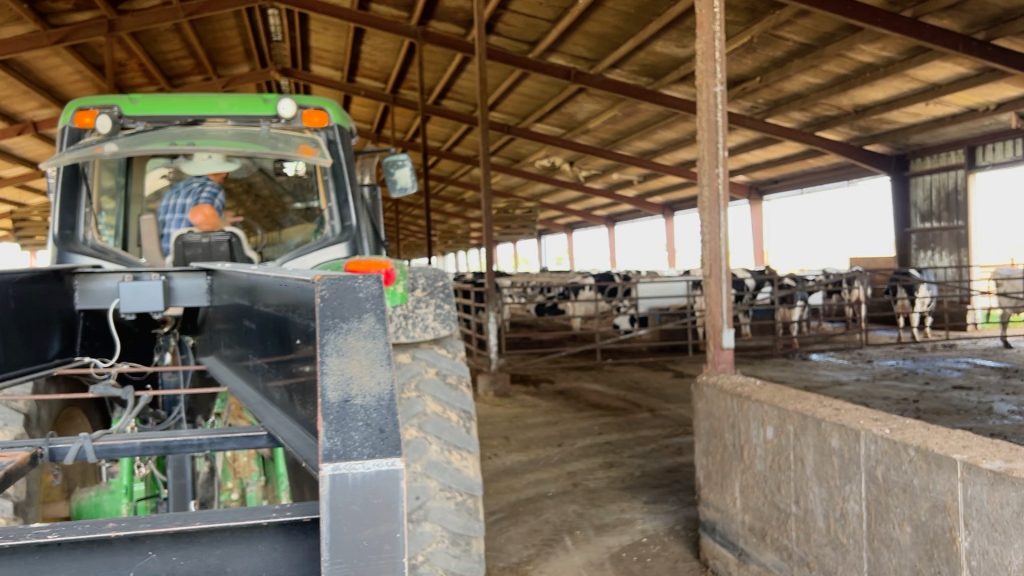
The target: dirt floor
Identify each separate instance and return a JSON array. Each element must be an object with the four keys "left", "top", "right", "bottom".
[
  {"left": 477, "top": 364, "right": 705, "bottom": 576},
  {"left": 477, "top": 333, "right": 1024, "bottom": 575}
]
